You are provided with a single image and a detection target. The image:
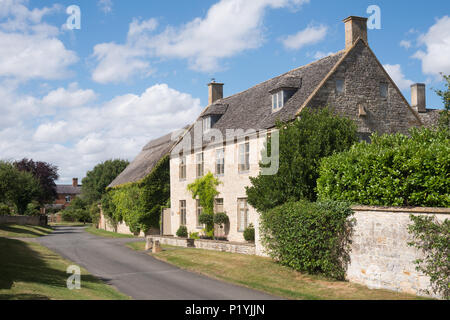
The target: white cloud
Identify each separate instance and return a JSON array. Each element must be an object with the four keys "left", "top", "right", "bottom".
[
  {"left": 91, "top": 0, "right": 310, "bottom": 83},
  {"left": 41, "top": 83, "right": 97, "bottom": 109},
  {"left": 413, "top": 16, "right": 450, "bottom": 76},
  {"left": 383, "top": 64, "right": 414, "bottom": 90},
  {"left": 400, "top": 40, "right": 411, "bottom": 49},
  {"left": 281, "top": 24, "right": 327, "bottom": 50},
  {"left": 1, "top": 83, "right": 202, "bottom": 183},
  {"left": 98, "top": 0, "right": 113, "bottom": 14},
  {"left": 0, "top": 0, "right": 77, "bottom": 81}
]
